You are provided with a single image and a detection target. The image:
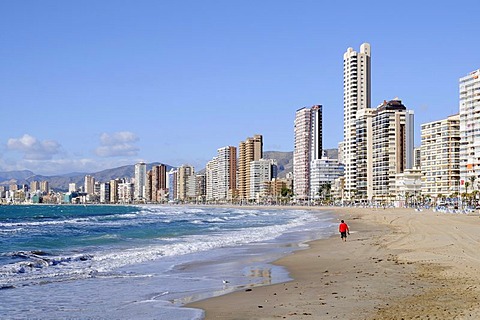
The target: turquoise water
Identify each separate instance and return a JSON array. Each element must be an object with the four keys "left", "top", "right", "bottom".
[{"left": 0, "top": 205, "right": 335, "bottom": 319}]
